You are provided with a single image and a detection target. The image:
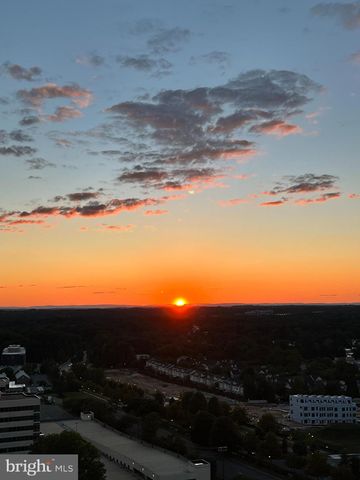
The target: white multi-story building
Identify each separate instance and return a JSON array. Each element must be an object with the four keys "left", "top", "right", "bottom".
[
  {"left": 0, "top": 392, "right": 40, "bottom": 453},
  {"left": 290, "top": 394, "right": 357, "bottom": 425}
]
